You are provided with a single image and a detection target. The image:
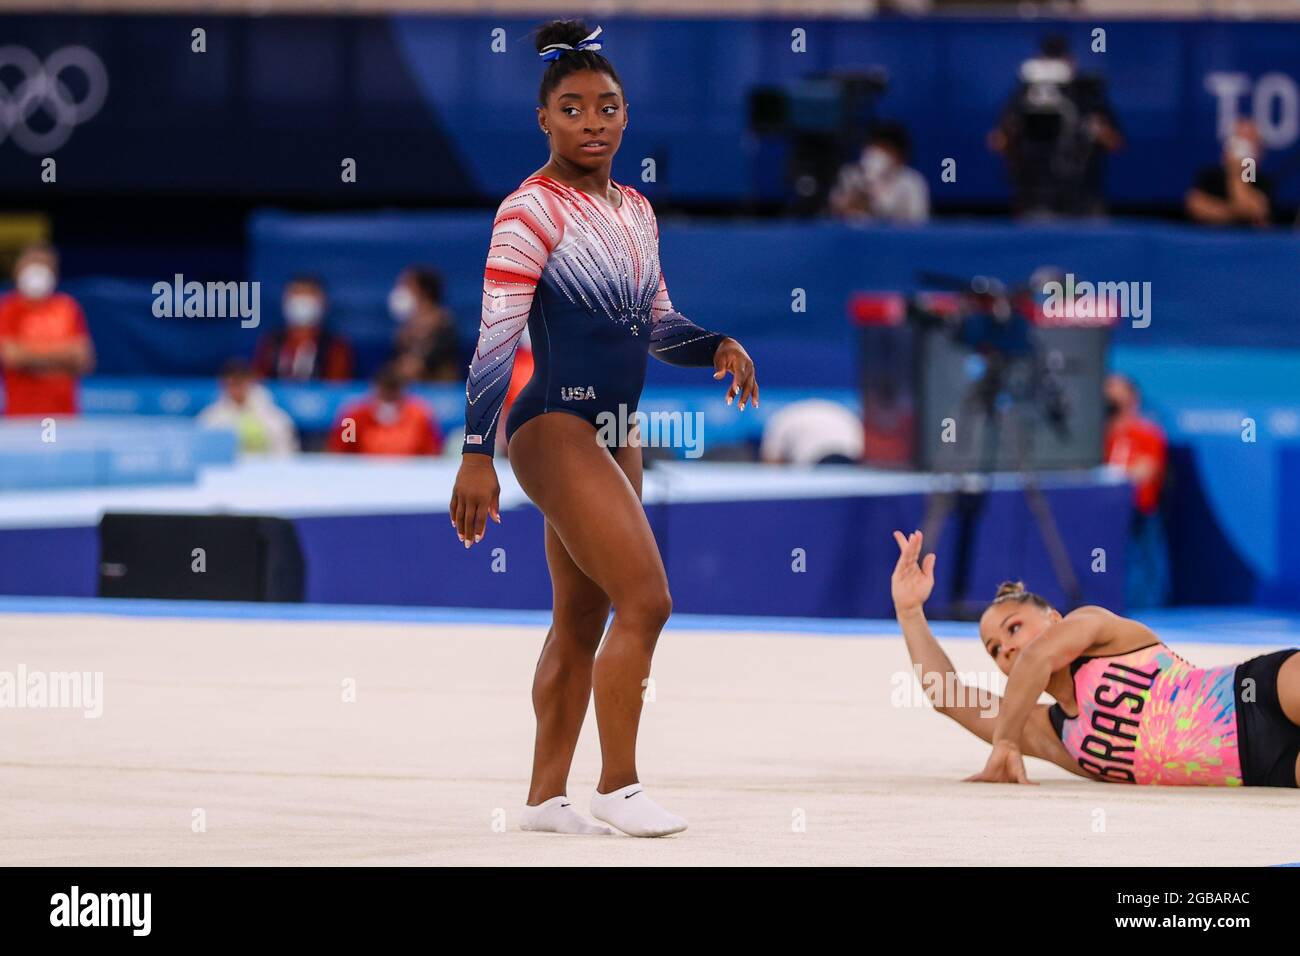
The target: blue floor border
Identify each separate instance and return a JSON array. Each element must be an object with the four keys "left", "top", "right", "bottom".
[
  {"left": 2, "top": 595, "right": 1300, "bottom": 646},
  {"left": 0, "top": 595, "right": 950, "bottom": 635}
]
